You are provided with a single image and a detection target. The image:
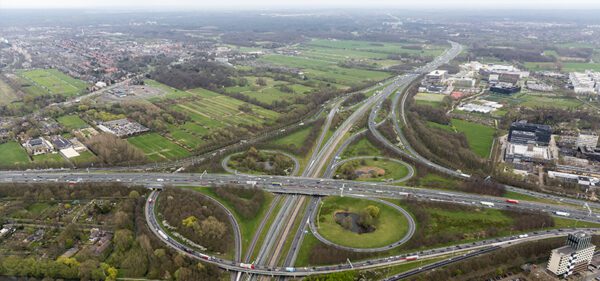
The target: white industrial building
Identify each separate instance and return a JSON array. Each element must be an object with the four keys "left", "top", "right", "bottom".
[
  {"left": 548, "top": 171, "right": 600, "bottom": 187},
  {"left": 423, "top": 70, "right": 448, "bottom": 85},
  {"left": 547, "top": 232, "right": 596, "bottom": 277},
  {"left": 457, "top": 100, "right": 503, "bottom": 114},
  {"left": 570, "top": 71, "right": 600, "bottom": 95},
  {"left": 505, "top": 143, "right": 552, "bottom": 163}
]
